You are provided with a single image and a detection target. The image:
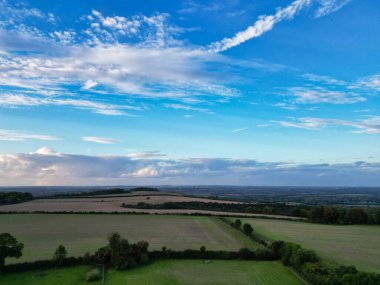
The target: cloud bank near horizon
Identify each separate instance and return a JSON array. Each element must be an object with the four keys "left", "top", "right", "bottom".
[{"left": 0, "top": 148, "right": 379, "bottom": 187}]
